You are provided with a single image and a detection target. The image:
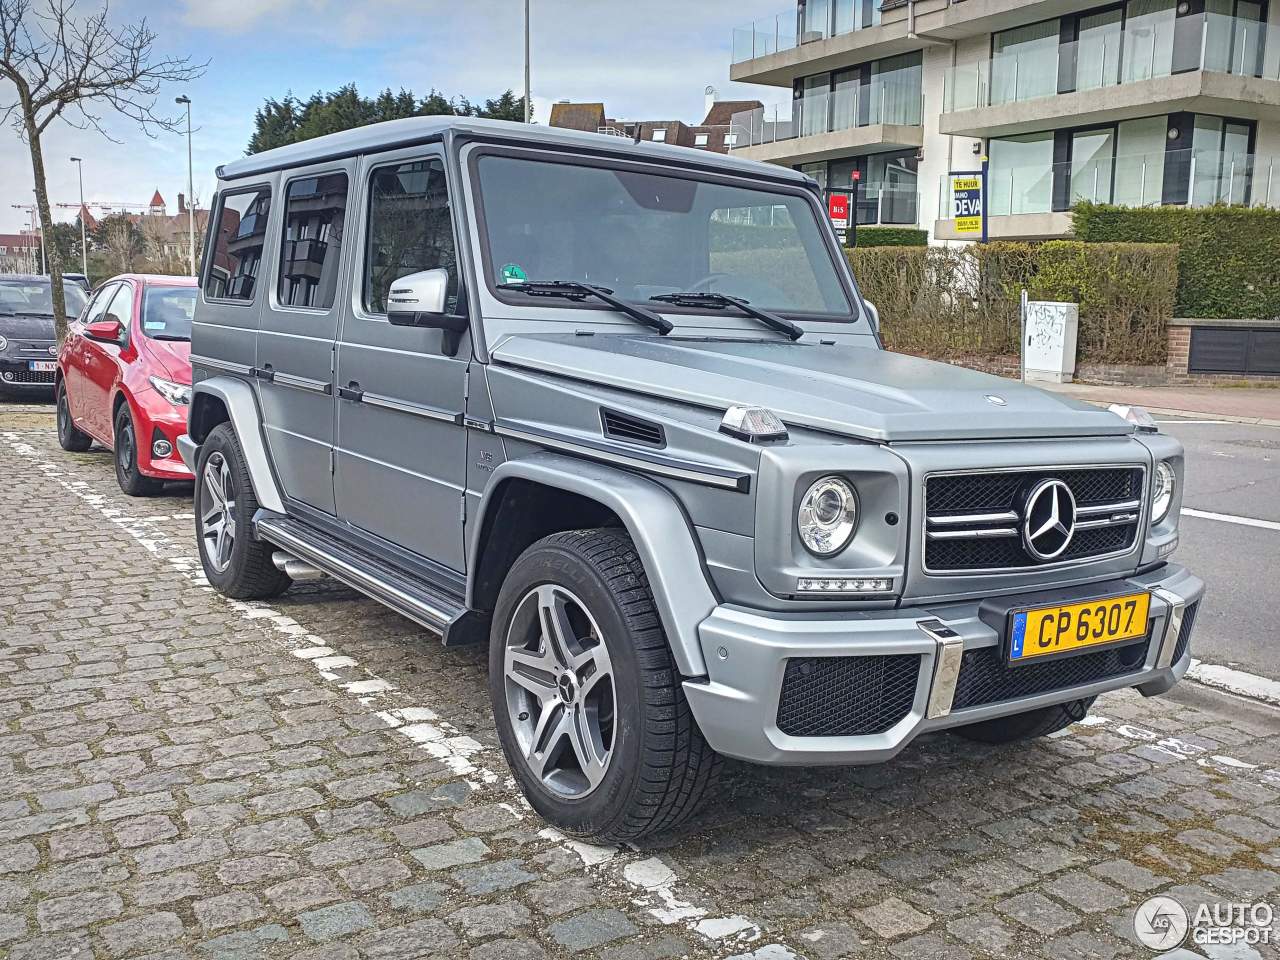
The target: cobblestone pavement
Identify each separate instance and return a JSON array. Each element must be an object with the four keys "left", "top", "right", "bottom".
[{"left": 2, "top": 404, "right": 1279, "bottom": 960}]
